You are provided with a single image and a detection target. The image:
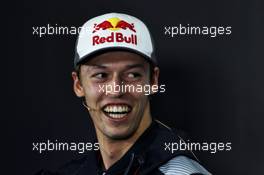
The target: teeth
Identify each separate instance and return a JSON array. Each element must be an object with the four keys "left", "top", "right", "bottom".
[
  {"left": 103, "top": 105, "right": 130, "bottom": 113},
  {"left": 108, "top": 113, "right": 127, "bottom": 118}
]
